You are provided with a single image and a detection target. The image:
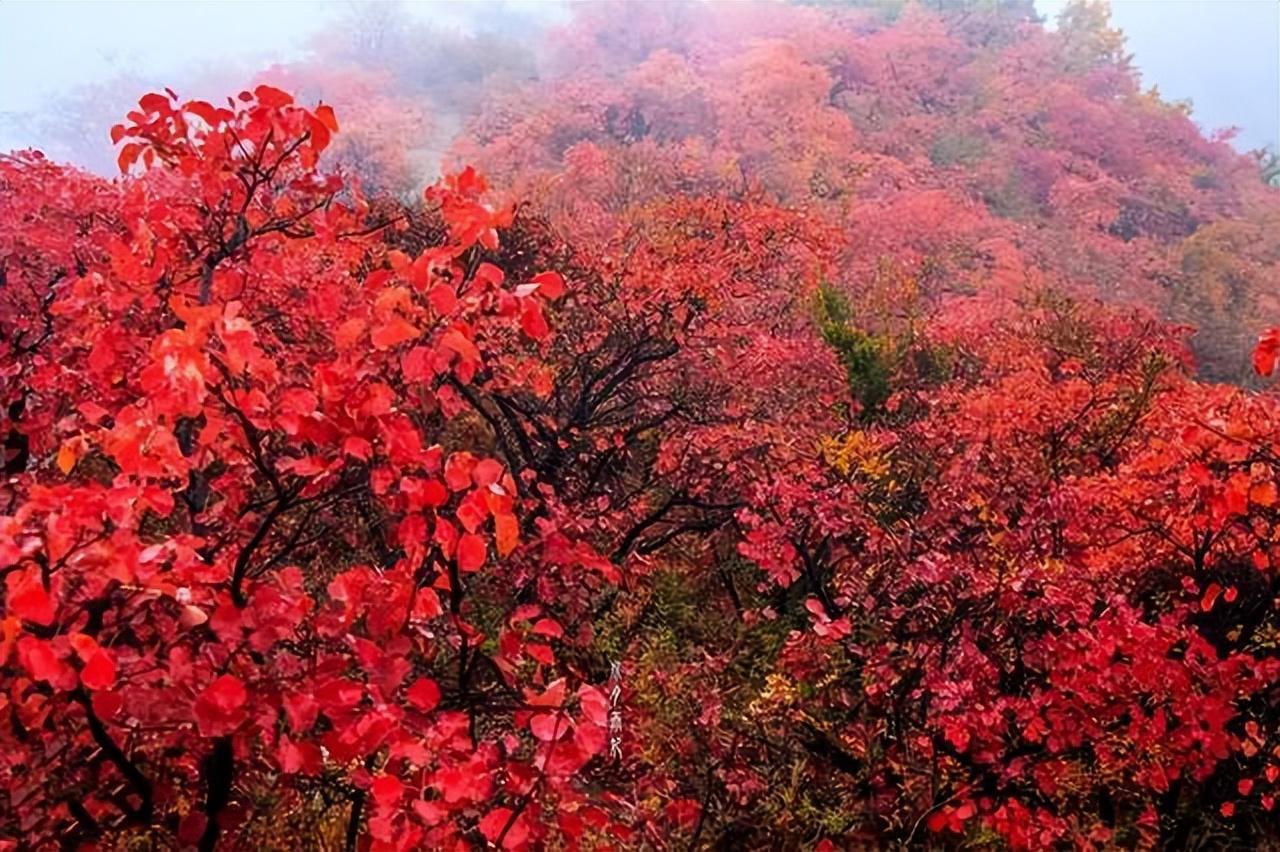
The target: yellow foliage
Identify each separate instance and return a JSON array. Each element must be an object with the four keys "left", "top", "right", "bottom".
[
  {"left": 749, "top": 672, "right": 798, "bottom": 718},
  {"left": 820, "top": 430, "right": 893, "bottom": 483}
]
